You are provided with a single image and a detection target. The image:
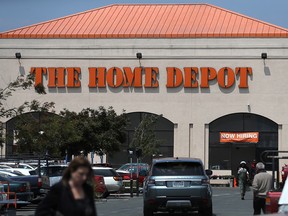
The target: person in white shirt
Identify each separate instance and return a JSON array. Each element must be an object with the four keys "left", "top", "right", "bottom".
[{"left": 252, "top": 162, "right": 273, "bottom": 215}]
